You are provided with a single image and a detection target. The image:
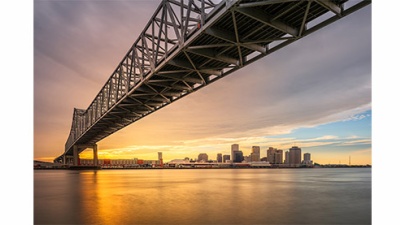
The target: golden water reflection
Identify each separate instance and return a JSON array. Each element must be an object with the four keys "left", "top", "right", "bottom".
[{"left": 35, "top": 168, "right": 371, "bottom": 224}]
